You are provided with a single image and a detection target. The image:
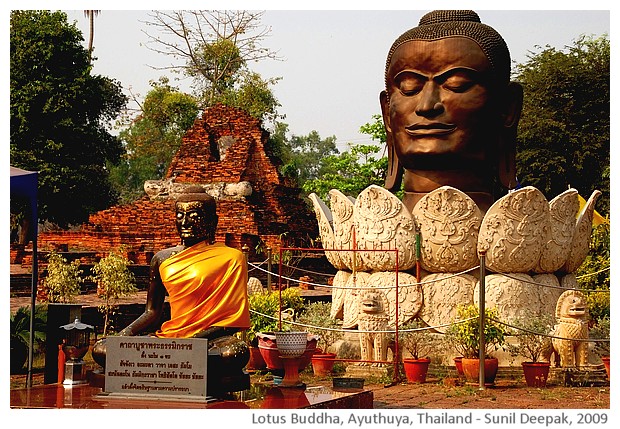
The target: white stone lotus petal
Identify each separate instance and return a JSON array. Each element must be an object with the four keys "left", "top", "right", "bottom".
[
  {"left": 342, "top": 271, "right": 371, "bottom": 329},
  {"left": 473, "top": 273, "right": 539, "bottom": 323},
  {"left": 353, "top": 185, "right": 417, "bottom": 272},
  {"left": 412, "top": 186, "right": 481, "bottom": 273},
  {"left": 329, "top": 189, "right": 365, "bottom": 271},
  {"left": 534, "top": 189, "right": 579, "bottom": 273},
  {"left": 531, "top": 273, "right": 565, "bottom": 317},
  {"left": 366, "top": 271, "right": 423, "bottom": 327},
  {"left": 478, "top": 186, "right": 551, "bottom": 273},
  {"left": 562, "top": 190, "right": 602, "bottom": 273},
  {"left": 330, "top": 270, "right": 351, "bottom": 320},
  {"left": 418, "top": 272, "right": 476, "bottom": 328},
  {"left": 308, "top": 193, "right": 347, "bottom": 270}
]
